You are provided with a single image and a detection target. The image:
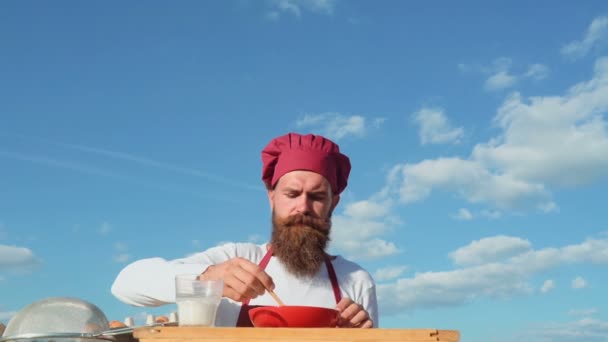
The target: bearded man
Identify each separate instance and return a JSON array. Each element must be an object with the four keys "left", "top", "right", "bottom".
[{"left": 111, "top": 133, "right": 378, "bottom": 328}]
